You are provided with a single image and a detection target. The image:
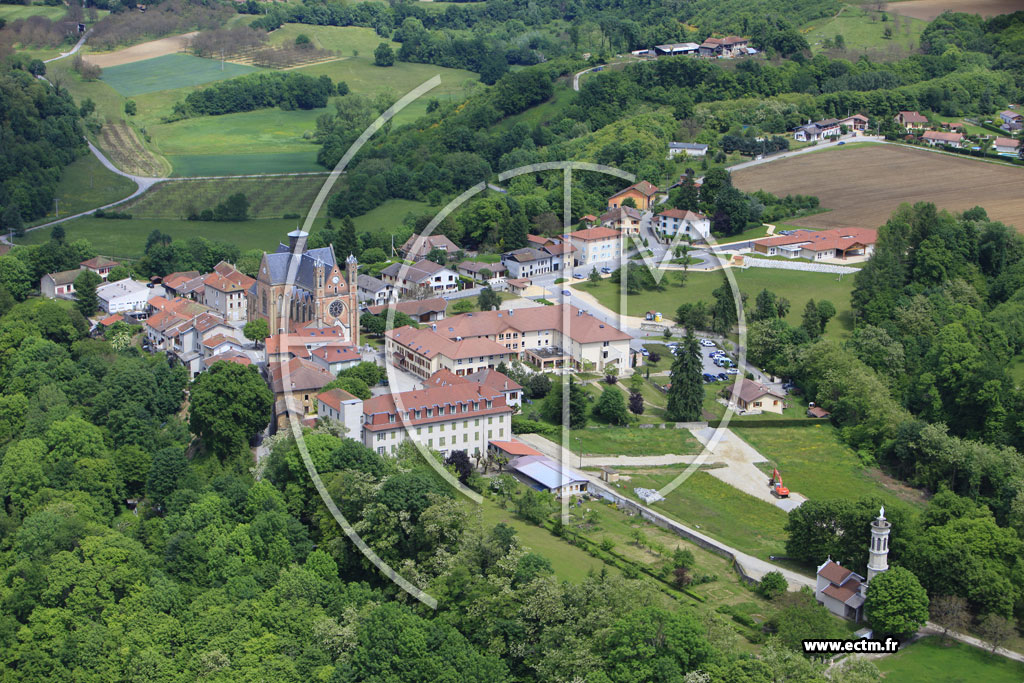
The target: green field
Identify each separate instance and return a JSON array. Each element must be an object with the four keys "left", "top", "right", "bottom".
[
  {"left": 349, "top": 198, "right": 430, "bottom": 235},
  {"left": 268, "top": 24, "right": 399, "bottom": 55},
  {"left": 569, "top": 426, "right": 703, "bottom": 456},
  {"left": 574, "top": 268, "right": 856, "bottom": 340},
  {"left": 150, "top": 107, "right": 325, "bottom": 158},
  {"left": 31, "top": 153, "right": 137, "bottom": 225},
  {"left": 122, "top": 176, "right": 332, "bottom": 219},
  {"left": 17, "top": 216, "right": 325, "bottom": 258},
  {"left": 167, "top": 151, "right": 322, "bottom": 177},
  {"left": 732, "top": 425, "right": 926, "bottom": 508},
  {"left": 620, "top": 468, "right": 789, "bottom": 558},
  {"left": 876, "top": 636, "right": 1024, "bottom": 683},
  {"left": 0, "top": 4, "right": 68, "bottom": 20},
  {"left": 803, "top": 4, "right": 925, "bottom": 59},
  {"left": 101, "top": 54, "right": 261, "bottom": 97}
]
